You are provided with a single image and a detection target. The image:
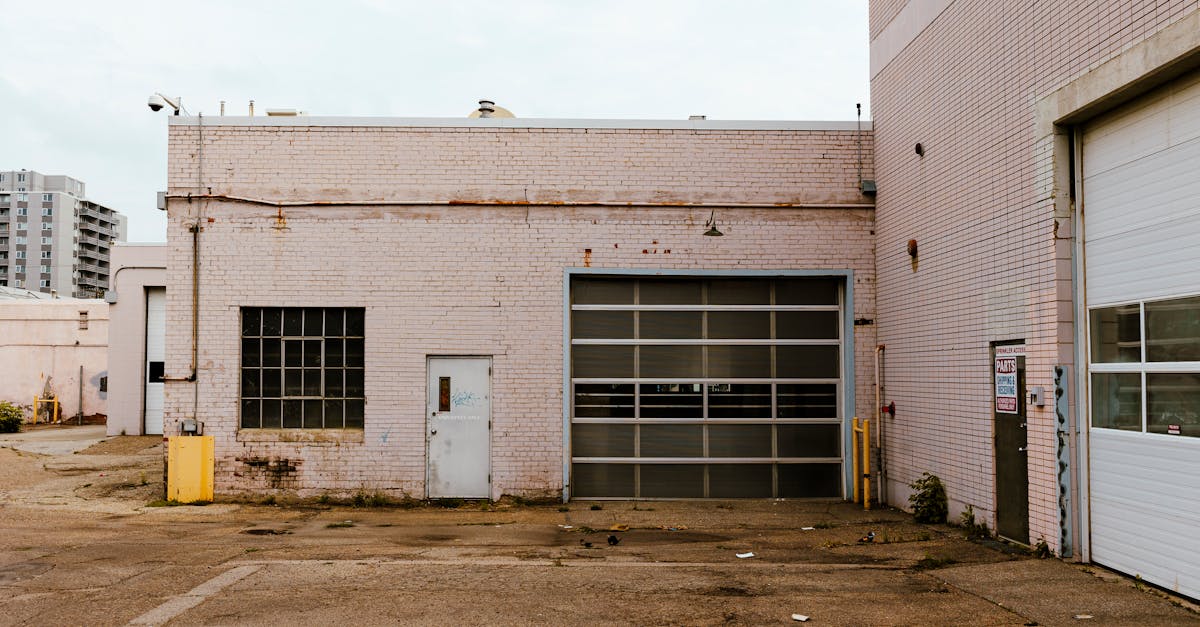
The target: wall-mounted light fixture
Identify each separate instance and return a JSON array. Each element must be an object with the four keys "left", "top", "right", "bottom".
[
  {"left": 914, "top": 143, "right": 925, "bottom": 157},
  {"left": 703, "top": 211, "right": 724, "bottom": 237},
  {"left": 907, "top": 239, "right": 918, "bottom": 258}
]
